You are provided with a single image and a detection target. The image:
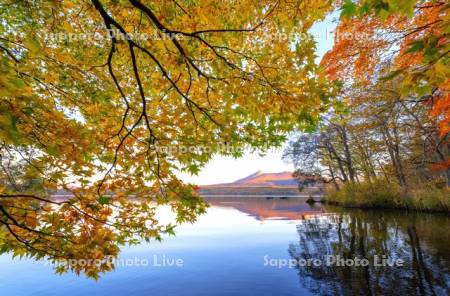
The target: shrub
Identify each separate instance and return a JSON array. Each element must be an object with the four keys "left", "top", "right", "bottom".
[{"left": 324, "top": 180, "right": 449, "bottom": 212}]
